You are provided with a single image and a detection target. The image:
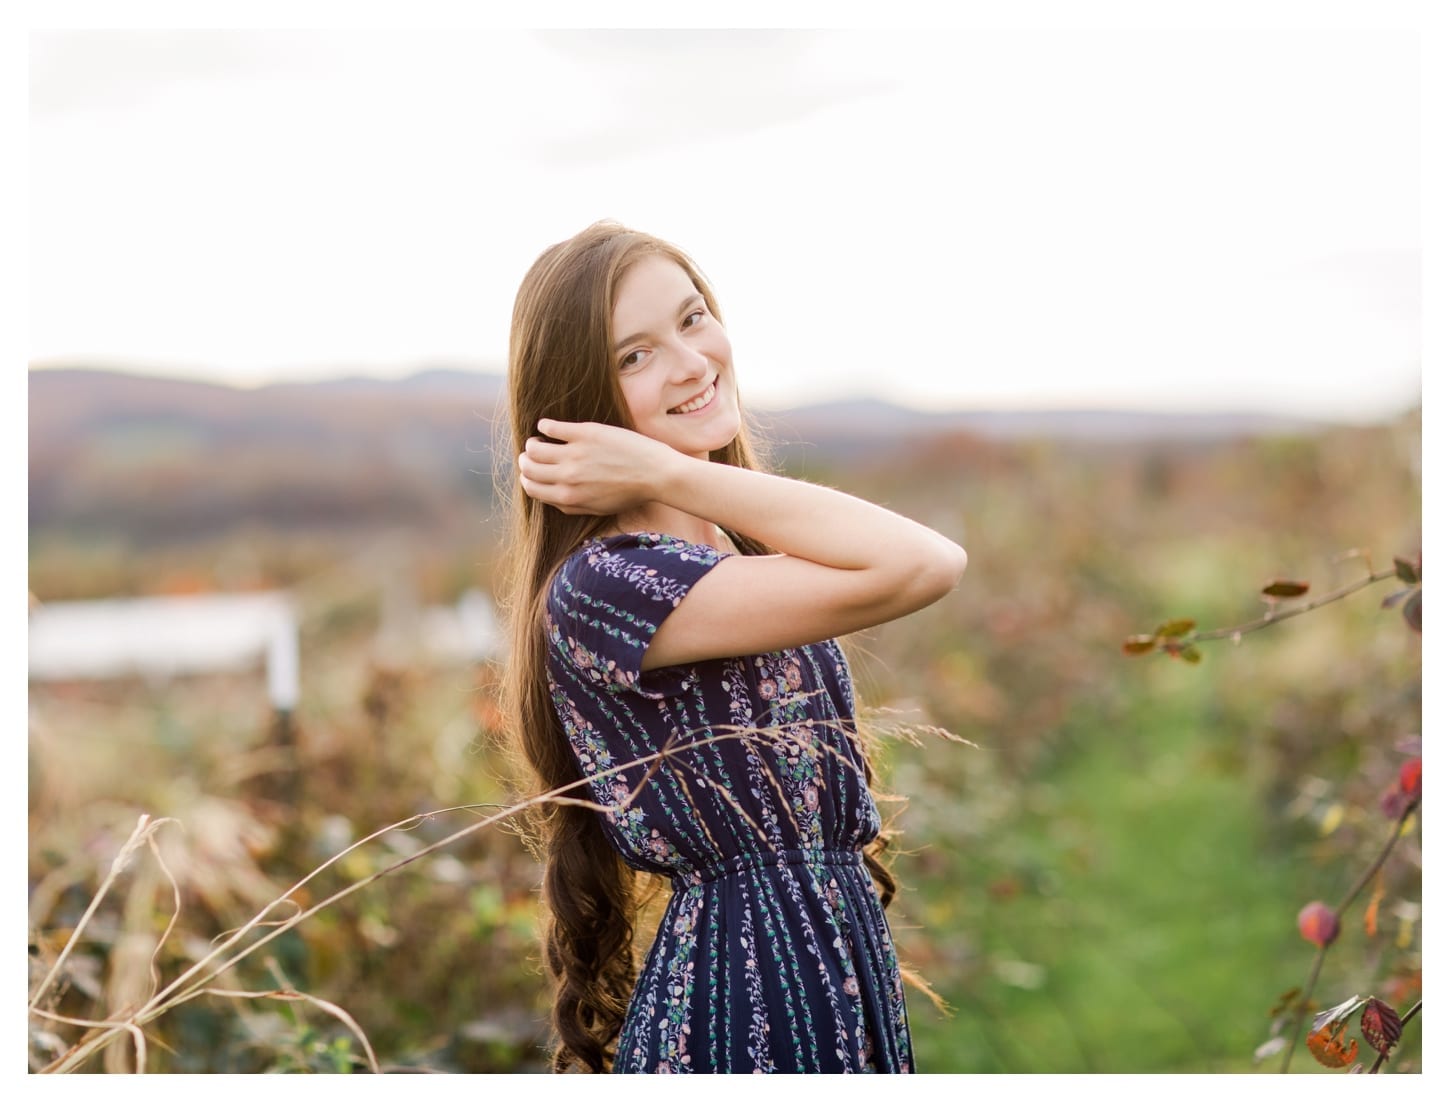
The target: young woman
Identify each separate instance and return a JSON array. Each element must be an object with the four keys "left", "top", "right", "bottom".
[{"left": 502, "top": 221, "right": 966, "bottom": 1074}]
